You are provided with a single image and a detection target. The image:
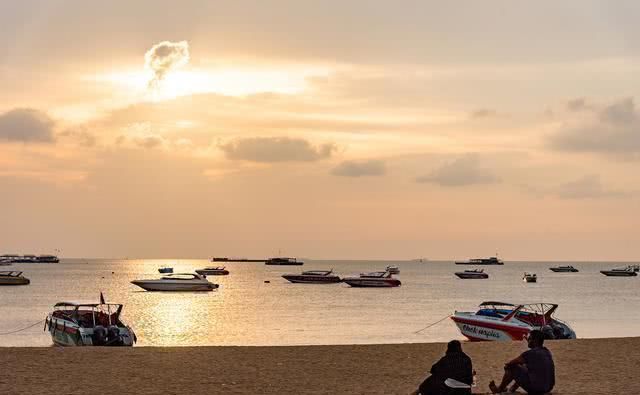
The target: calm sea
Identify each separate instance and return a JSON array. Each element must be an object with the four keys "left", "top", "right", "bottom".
[{"left": 1, "top": 259, "right": 639, "bottom": 347}]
